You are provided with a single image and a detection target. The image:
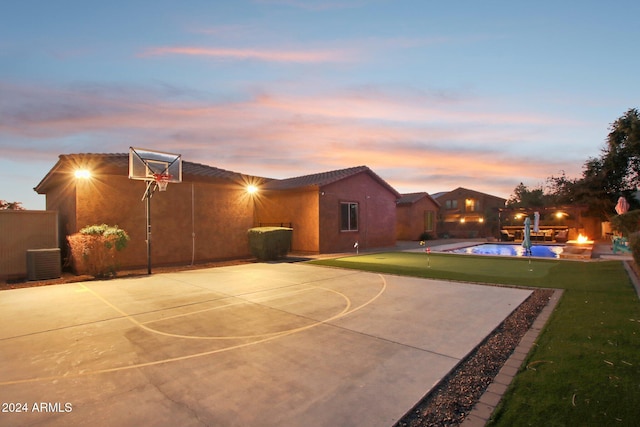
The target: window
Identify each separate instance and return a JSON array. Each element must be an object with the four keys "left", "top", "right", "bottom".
[
  {"left": 465, "top": 198, "right": 479, "bottom": 212},
  {"left": 445, "top": 199, "right": 458, "bottom": 209},
  {"left": 340, "top": 202, "right": 358, "bottom": 231},
  {"left": 424, "top": 210, "right": 434, "bottom": 232}
]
